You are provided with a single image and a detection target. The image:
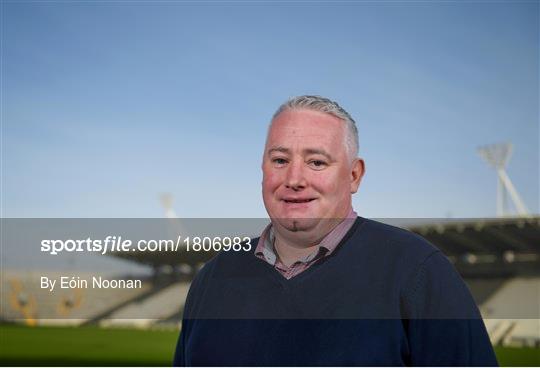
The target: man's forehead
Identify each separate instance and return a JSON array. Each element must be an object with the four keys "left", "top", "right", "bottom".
[
  {"left": 268, "top": 130, "right": 329, "bottom": 140},
  {"left": 270, "top": 109, "right": 343, "bottom": 135},
  {"left": 271, "top": 109, "right": 343, "bottom": 127},
  {"left": 265, "top": 109, "right": 347, "bottom": 153},
  {"left": 265, "top": 131, "right": 337, "bottom": 149},
  {"left": 268, "top": 116, "right": 344, "bottom": 138},
  {"left": 266, "top": 123, "right": 344, "bottom": 146}
]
